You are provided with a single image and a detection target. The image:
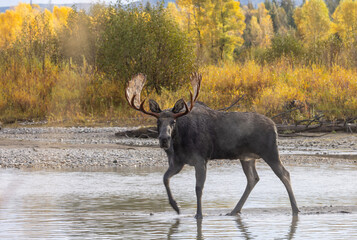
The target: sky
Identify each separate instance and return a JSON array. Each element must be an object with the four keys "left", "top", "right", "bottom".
[{"left": 0, "top": 0, "right": 117, "bottom": 7}]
